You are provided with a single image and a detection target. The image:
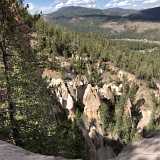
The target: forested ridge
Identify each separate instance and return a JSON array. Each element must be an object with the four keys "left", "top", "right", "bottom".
[{"left": 0, "top": 1, "right": 160, "bottom": 160}]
